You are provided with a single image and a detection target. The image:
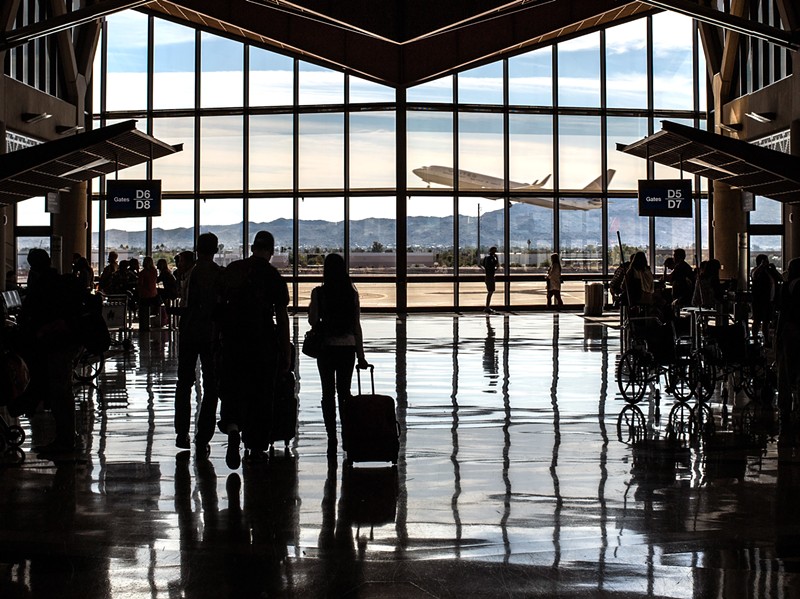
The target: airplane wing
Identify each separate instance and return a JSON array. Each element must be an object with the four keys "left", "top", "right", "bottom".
[{"left": 510, "top": 174, "right": 551, "bottom": 190}]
